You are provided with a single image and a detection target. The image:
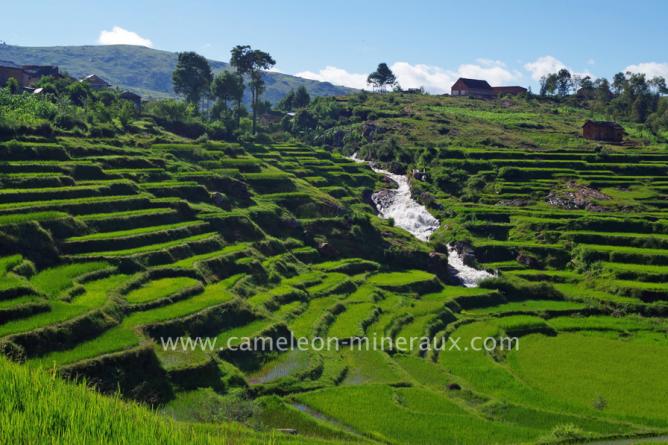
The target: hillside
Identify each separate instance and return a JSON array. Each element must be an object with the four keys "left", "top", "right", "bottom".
[
  {"left": 0, "top": 92, "right": 668, "bottom": 443},
  {"left": 0, "top": 44, "right": 354, "bottom": 101},
  {"left": 0, "top": 355, "right": 331, "bottom": 444}
]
